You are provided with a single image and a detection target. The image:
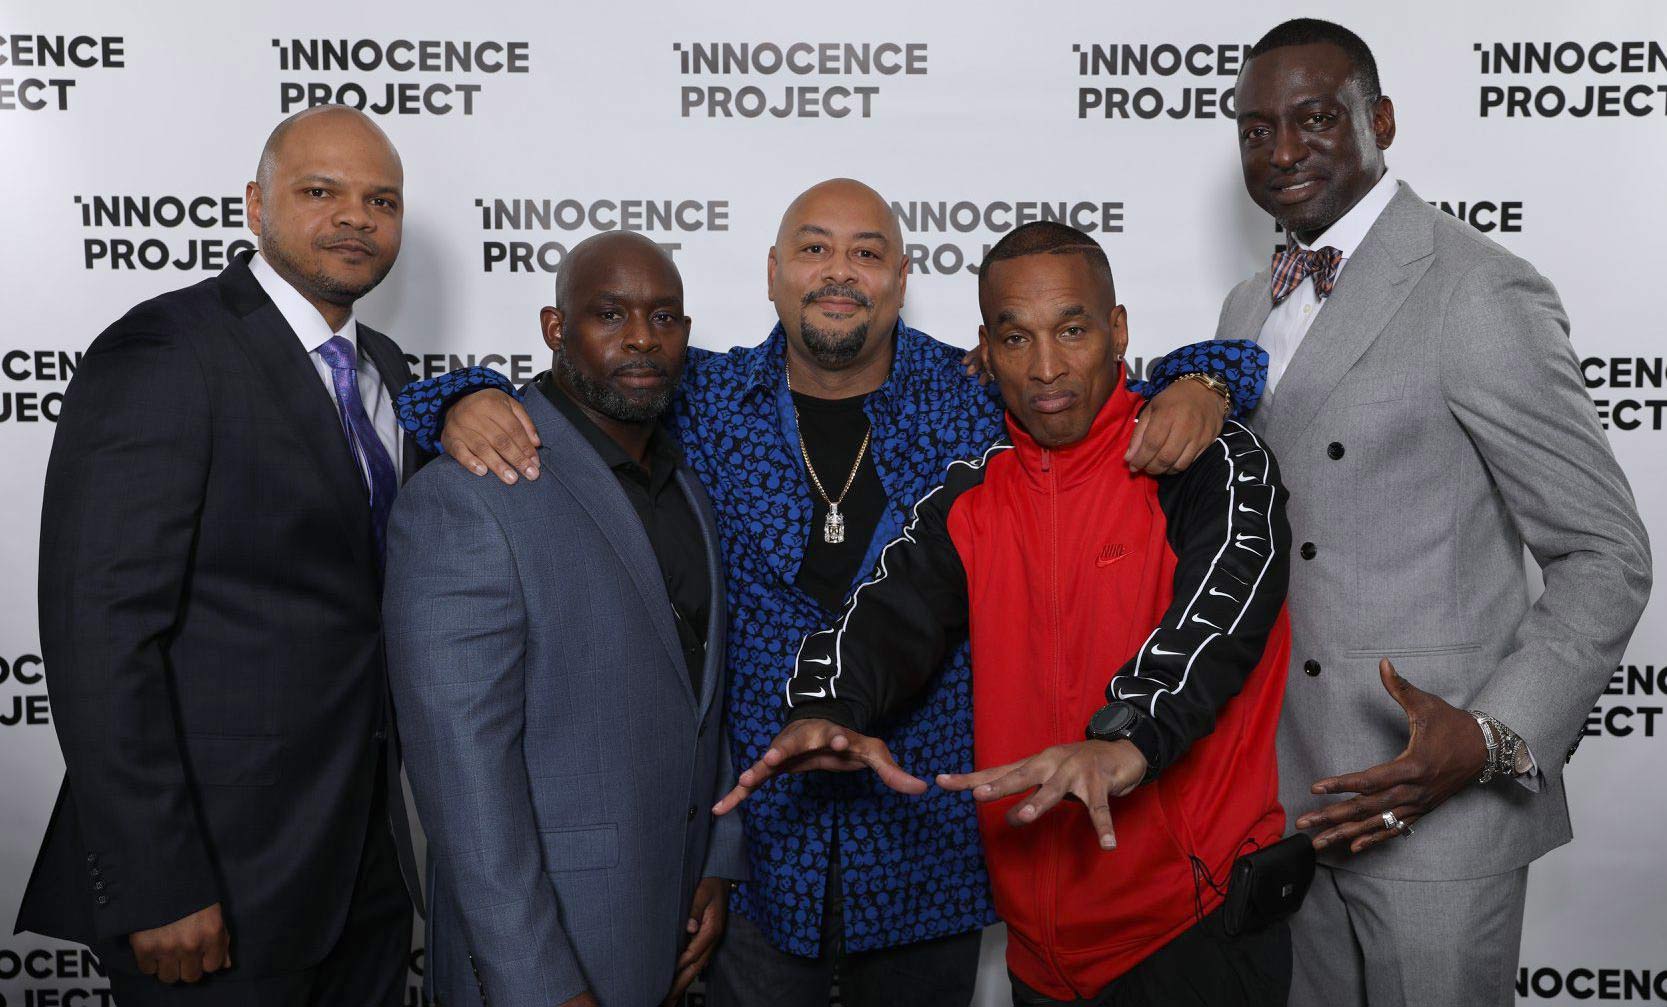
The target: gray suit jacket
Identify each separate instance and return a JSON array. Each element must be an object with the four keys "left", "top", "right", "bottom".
[
  {"left": 1215, "top": 182, "right": 1651, "bottom": 880},
  {"left": 383, "top": 389, "right": 746, "bottom": 1006}
]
